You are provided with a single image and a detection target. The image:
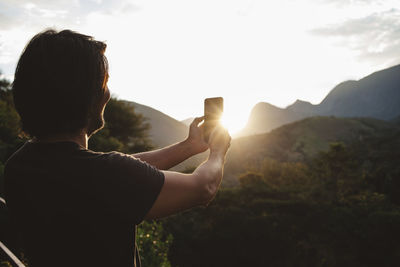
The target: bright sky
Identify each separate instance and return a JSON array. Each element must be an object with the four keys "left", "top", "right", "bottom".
[{"left": 1, "top": 0, "right": 400, "bottom": 133}]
